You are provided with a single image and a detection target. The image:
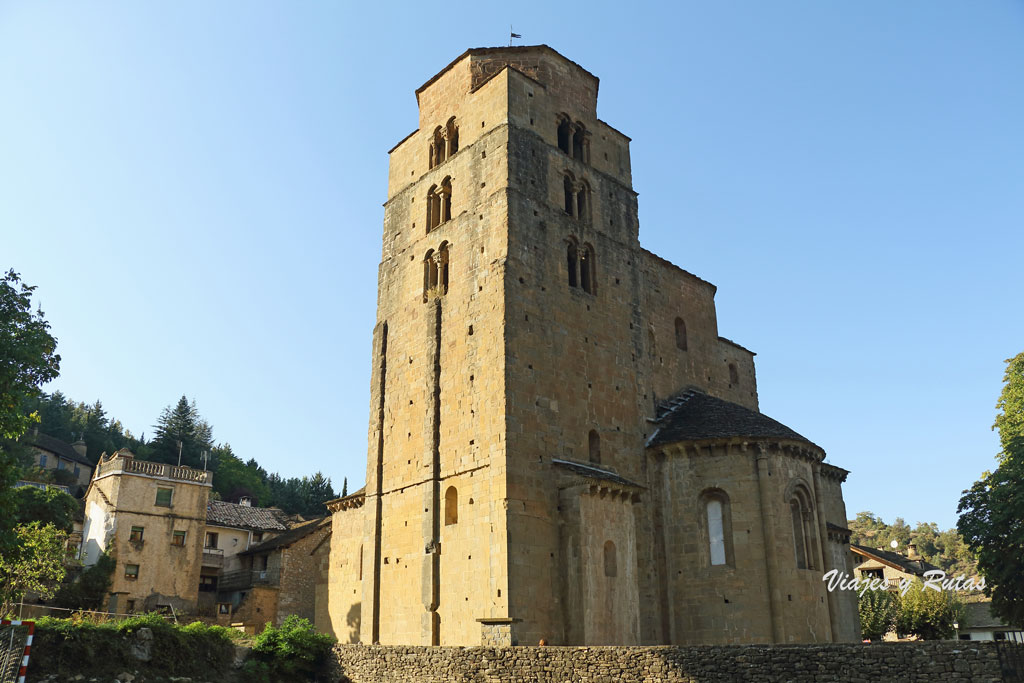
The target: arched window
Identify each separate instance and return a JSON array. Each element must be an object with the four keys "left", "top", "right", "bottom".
[
  {"left": 444, "top": 486, "right": 458, "bottom": 525},
  {"left": 440, "top": 176, "right": 452, "bottom": 224},
  {"left": 588, "top": 429, "right": 600, "bottom": 465},
  {"left": 445, "top": 117, "right": 459, "bottom": 157},
  {"left": 729, "top": 363, "right": 739, "bottom": 386},
  {"left": 580, "top": 244, "right": 596, "bottom": 294},
  {"left": 430, "top": 126, "right": 445, "bottom": 169},
  {"left": 566, "top": 239, "right": 578, "bottom": 288},
  {"left": 674, "top": 317, "right": 687, "bottom": 351},
  {"left": 424, "top": 249, "right": 437, "bottom": 293},
  {"left": 572, "top": 122, "right": 587, "bottom": 162},
  {"left": 438, "top": 242, "right": 450, "bottom": 293},
  {"left": 427, "top": 185, "right": 441, "bottom": 231},
  {"left": 557, "top": 115, "right": 572, "bottom": 155},
  {"left": 563, "top": 174, "right": 575, "bottom": 215},
  {"left": 603, "top": 540, "right": 617, "bottom": 577},
  {"left": 576, "top": 181, "right": 589, "bottom": 220},
  {"left": 702, "top": 489, "right": 733, "bottom": 567},
  {"left": 788, "top": 485, "right": 817, "bottom": 570}
]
